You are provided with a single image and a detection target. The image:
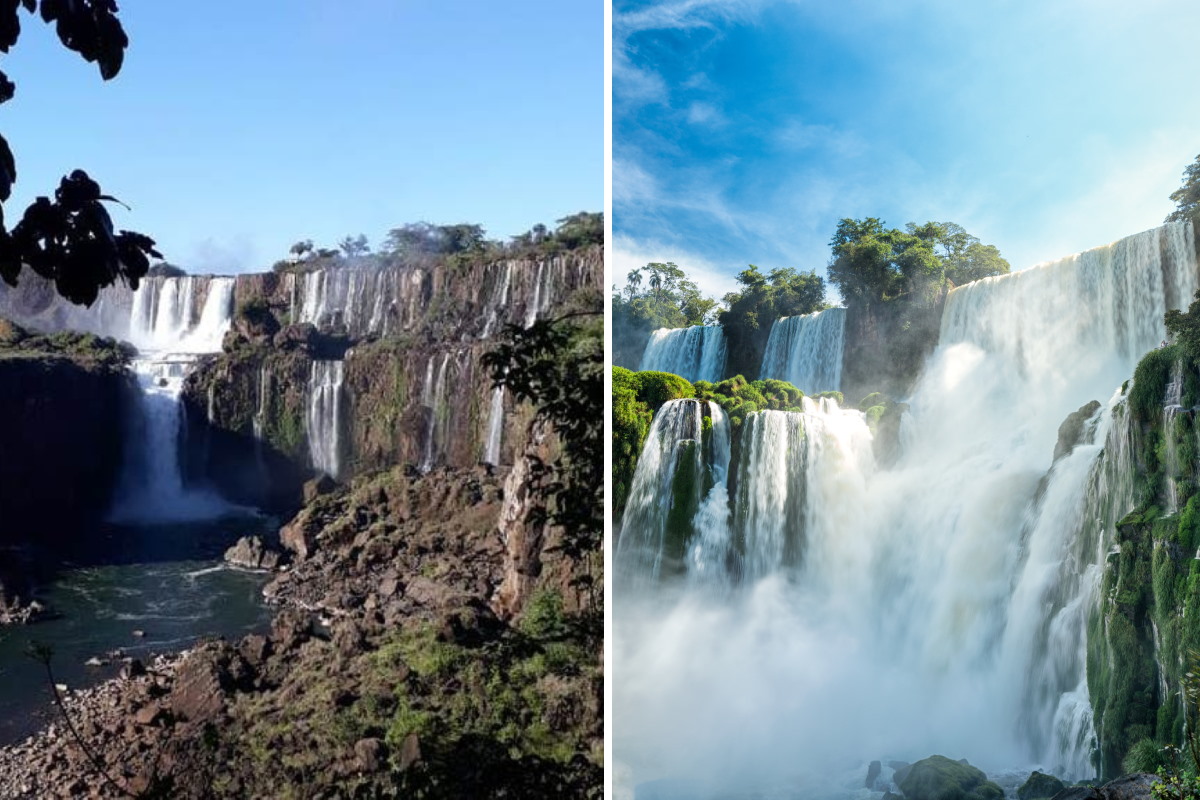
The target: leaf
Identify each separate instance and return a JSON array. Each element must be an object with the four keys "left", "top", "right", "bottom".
[
  {"left": 0, "top": 0, "right": 21, "bottom": 52},
  {"left": 0, "top": 69, "right": 15, "bottom": 103},
  {"left": 0, "top": 133, "right": 15, "bottom": 201}
]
